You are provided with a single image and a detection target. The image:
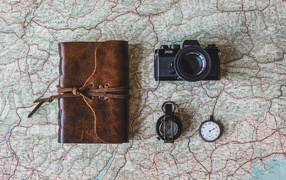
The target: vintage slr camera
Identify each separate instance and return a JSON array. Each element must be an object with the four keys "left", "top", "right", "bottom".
[{"left": 154, "top": 40, "right": 220, "bottom": 81}]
